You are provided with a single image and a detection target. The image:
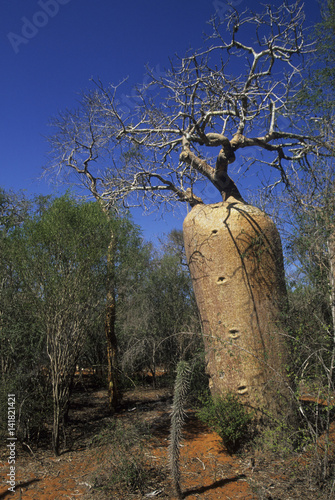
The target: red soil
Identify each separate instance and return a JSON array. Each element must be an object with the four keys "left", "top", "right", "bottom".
[{"left": 0, "top": 386, "right": 334, "bottom": 499}]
